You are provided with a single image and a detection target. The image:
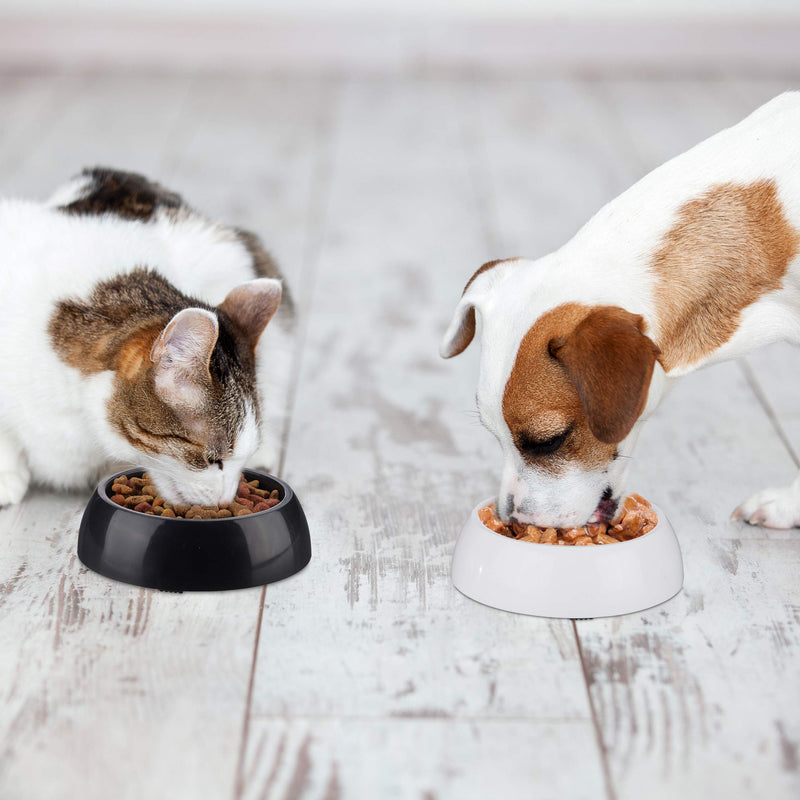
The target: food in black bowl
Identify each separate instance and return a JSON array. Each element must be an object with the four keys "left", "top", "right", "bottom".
[{"left": 78, "top": 468, "right": 311, "bottom": 592}]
